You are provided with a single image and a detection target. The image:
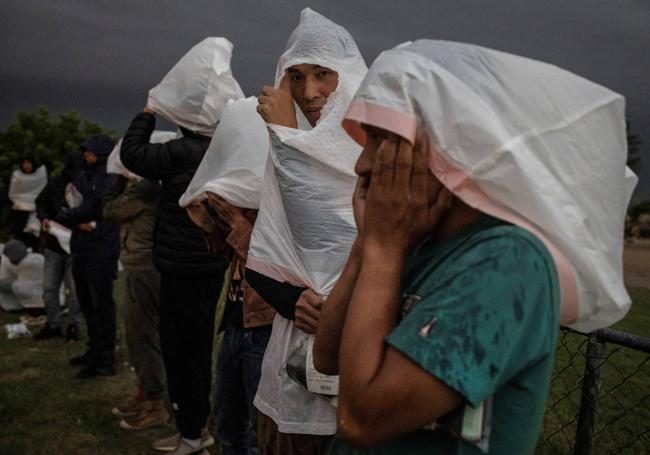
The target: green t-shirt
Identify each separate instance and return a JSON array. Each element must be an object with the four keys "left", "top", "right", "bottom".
[{"left": 330, "top": 216, "right": 560, "bottom": 455}]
